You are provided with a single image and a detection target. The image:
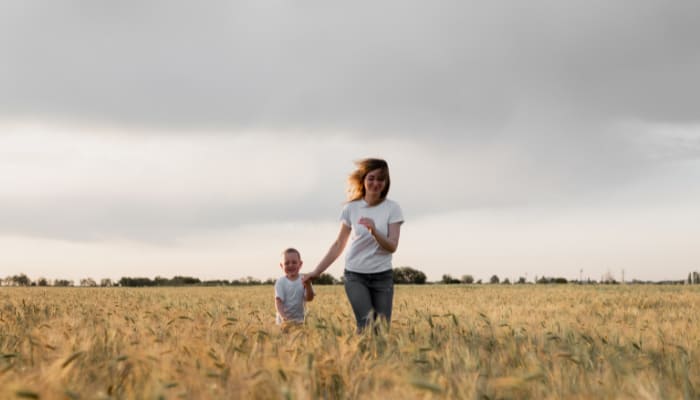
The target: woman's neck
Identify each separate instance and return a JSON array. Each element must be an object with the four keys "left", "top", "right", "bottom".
[{"left": 364, "top": 194, "right": 382, "bottom": 206}]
